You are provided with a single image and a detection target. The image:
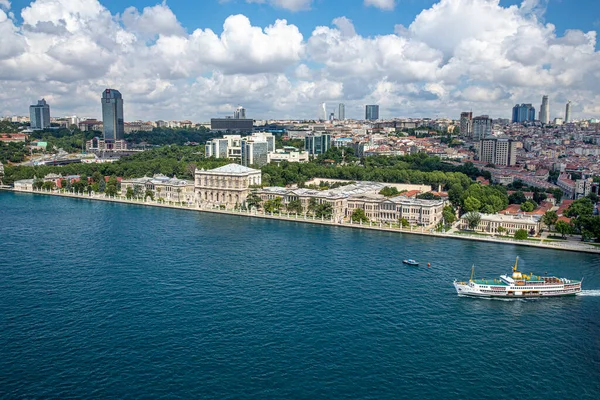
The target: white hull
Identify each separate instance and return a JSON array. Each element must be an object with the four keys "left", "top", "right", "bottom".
[{"left": 454, "top": 282, "right": 582, "bottom": 298}]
